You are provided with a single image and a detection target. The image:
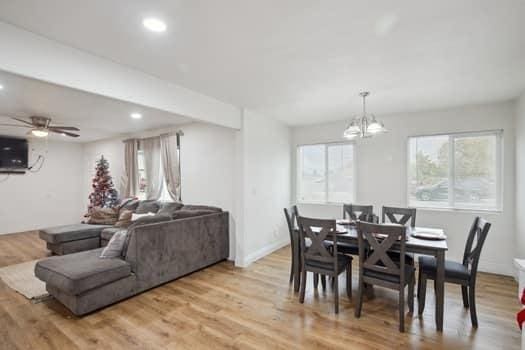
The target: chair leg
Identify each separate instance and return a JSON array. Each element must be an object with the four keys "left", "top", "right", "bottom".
[
  {"left": 289, "top": 258, "right": 294, "bottom": 284},
  {"left": 417, "top": 265, "right": 422, "bottom": 297},
  {"left": 346, "top": 264, "right": 352, "bottom": 299},
  {"left": 469, "top": 284, "right": 478, "bottom": 328},
  {"left": 462, "top": 285, "right": 469, "bottom": 308},
  {"left": 355, "top": 278, "right": 363, "bottom": 318},
  {"left": 399, "top": 288, "right": 405, "bottom": 333},
  {"left": 408, "top": 275, "right": 415, "bottom": 314},
  {"left": 314, "top": 273, "right": 319, "bottom": 288},
  {"left": 299, "top": 269, "right": 307, "bottom": 304},
  {"left": 321, "top": 275, "right": 326, "bottom": 290},
  {"left": 334, "top": 275, "right": 339, "bottom": 314},
  {"left": 418, "top": 274, "right": 427, "bottom": 315},
  {"left": 294, "top": 264, "right": 301, "bottom": 292}
]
